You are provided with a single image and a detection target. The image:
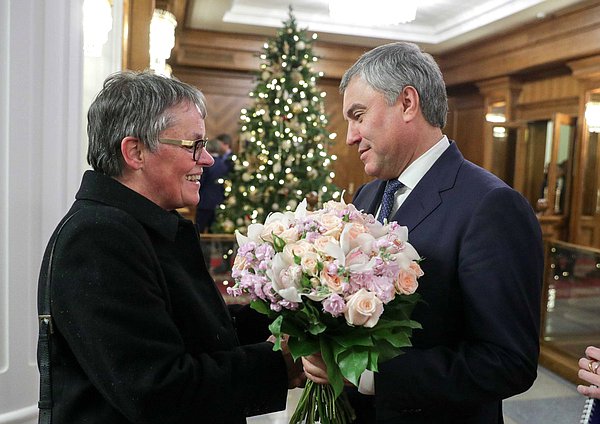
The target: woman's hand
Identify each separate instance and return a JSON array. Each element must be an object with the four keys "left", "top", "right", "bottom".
[{"left": 577, "top": 345, "right": 600, "bottom": 399}]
